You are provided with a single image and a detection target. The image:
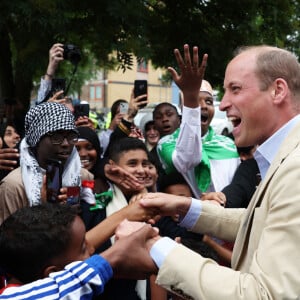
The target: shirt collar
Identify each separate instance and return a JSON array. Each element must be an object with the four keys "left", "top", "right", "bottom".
[{"left": 254, "top": 115, "right": 300, "bottom": 180}]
